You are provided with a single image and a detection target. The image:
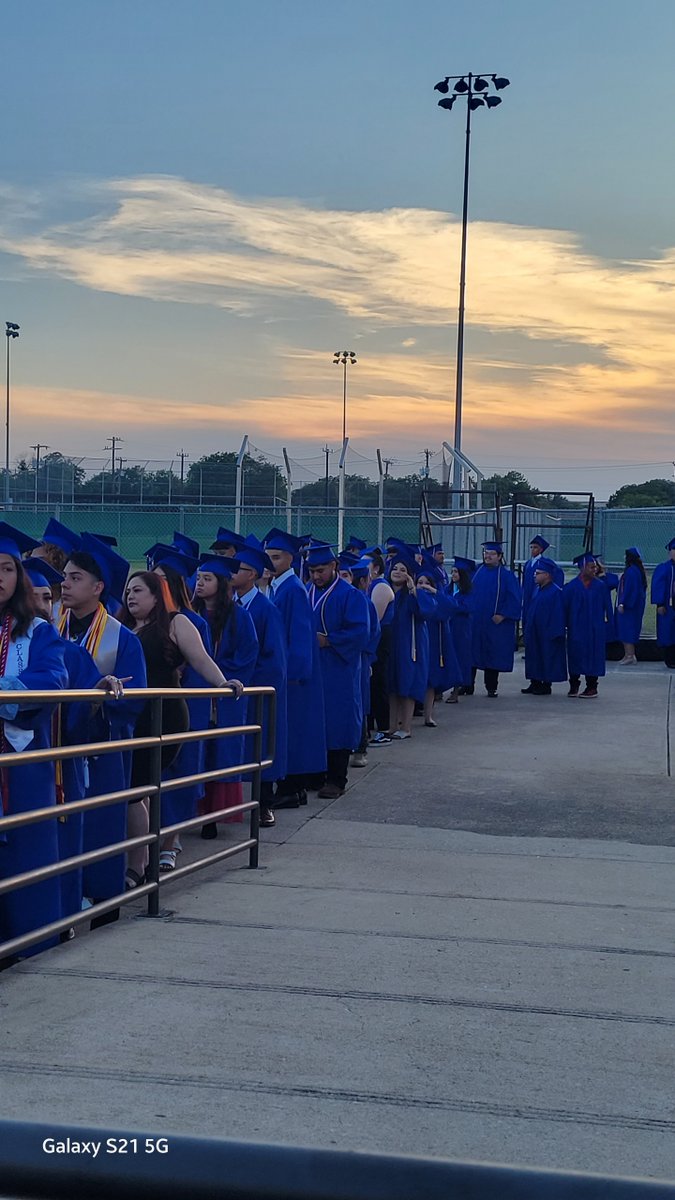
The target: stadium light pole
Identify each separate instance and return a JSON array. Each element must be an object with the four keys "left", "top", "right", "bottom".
[
  {"left": 5, "top": 322, "right": 20, "bottom": 506},
  {"left": 332, "top": 351, "right": 357, "bottom": 445},
  {"left": 434, "top": 72, "right": 510, "bottom": 500}
]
